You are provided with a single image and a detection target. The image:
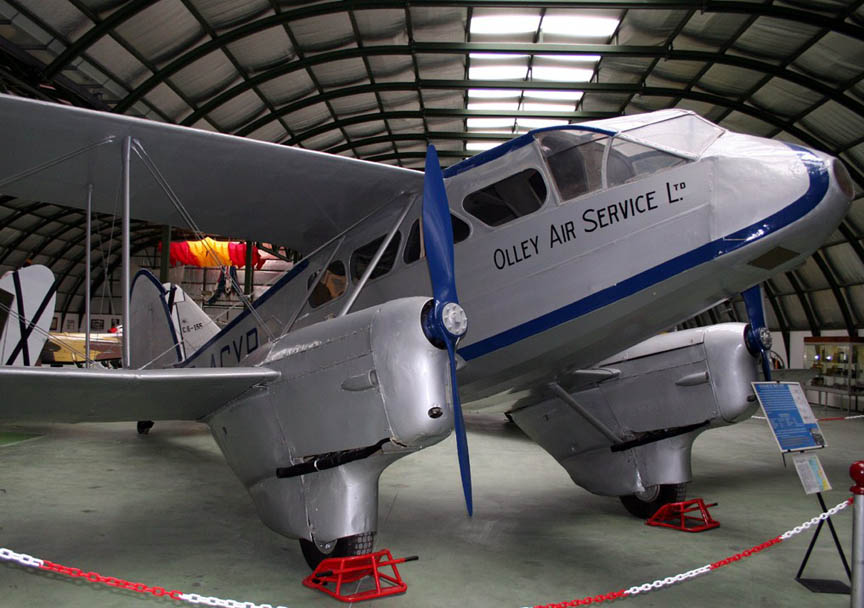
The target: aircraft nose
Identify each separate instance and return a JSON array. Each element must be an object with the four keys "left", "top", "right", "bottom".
[{"left": 830, "top": 156, "right": 856, "bottom": 204}]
